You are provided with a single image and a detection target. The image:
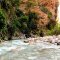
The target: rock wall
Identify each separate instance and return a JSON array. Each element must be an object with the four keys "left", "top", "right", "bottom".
[{"left": 19, "top": 0, "right": 58, "bottom": 28}]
